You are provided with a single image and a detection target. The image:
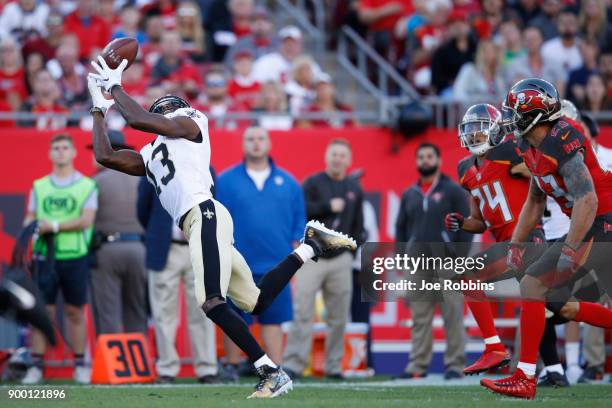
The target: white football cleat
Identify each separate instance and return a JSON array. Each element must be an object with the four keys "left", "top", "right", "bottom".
[
  {"left": 73, "top": 365, "right": 91, "bottom": 384},
  {"left": 21, "top": 366, "right": 43, "bottom": 385}
]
